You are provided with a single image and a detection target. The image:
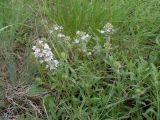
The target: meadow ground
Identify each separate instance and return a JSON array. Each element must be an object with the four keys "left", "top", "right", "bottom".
[{"left": 0, "top": 0, "right": 160, "bottom": 119}]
